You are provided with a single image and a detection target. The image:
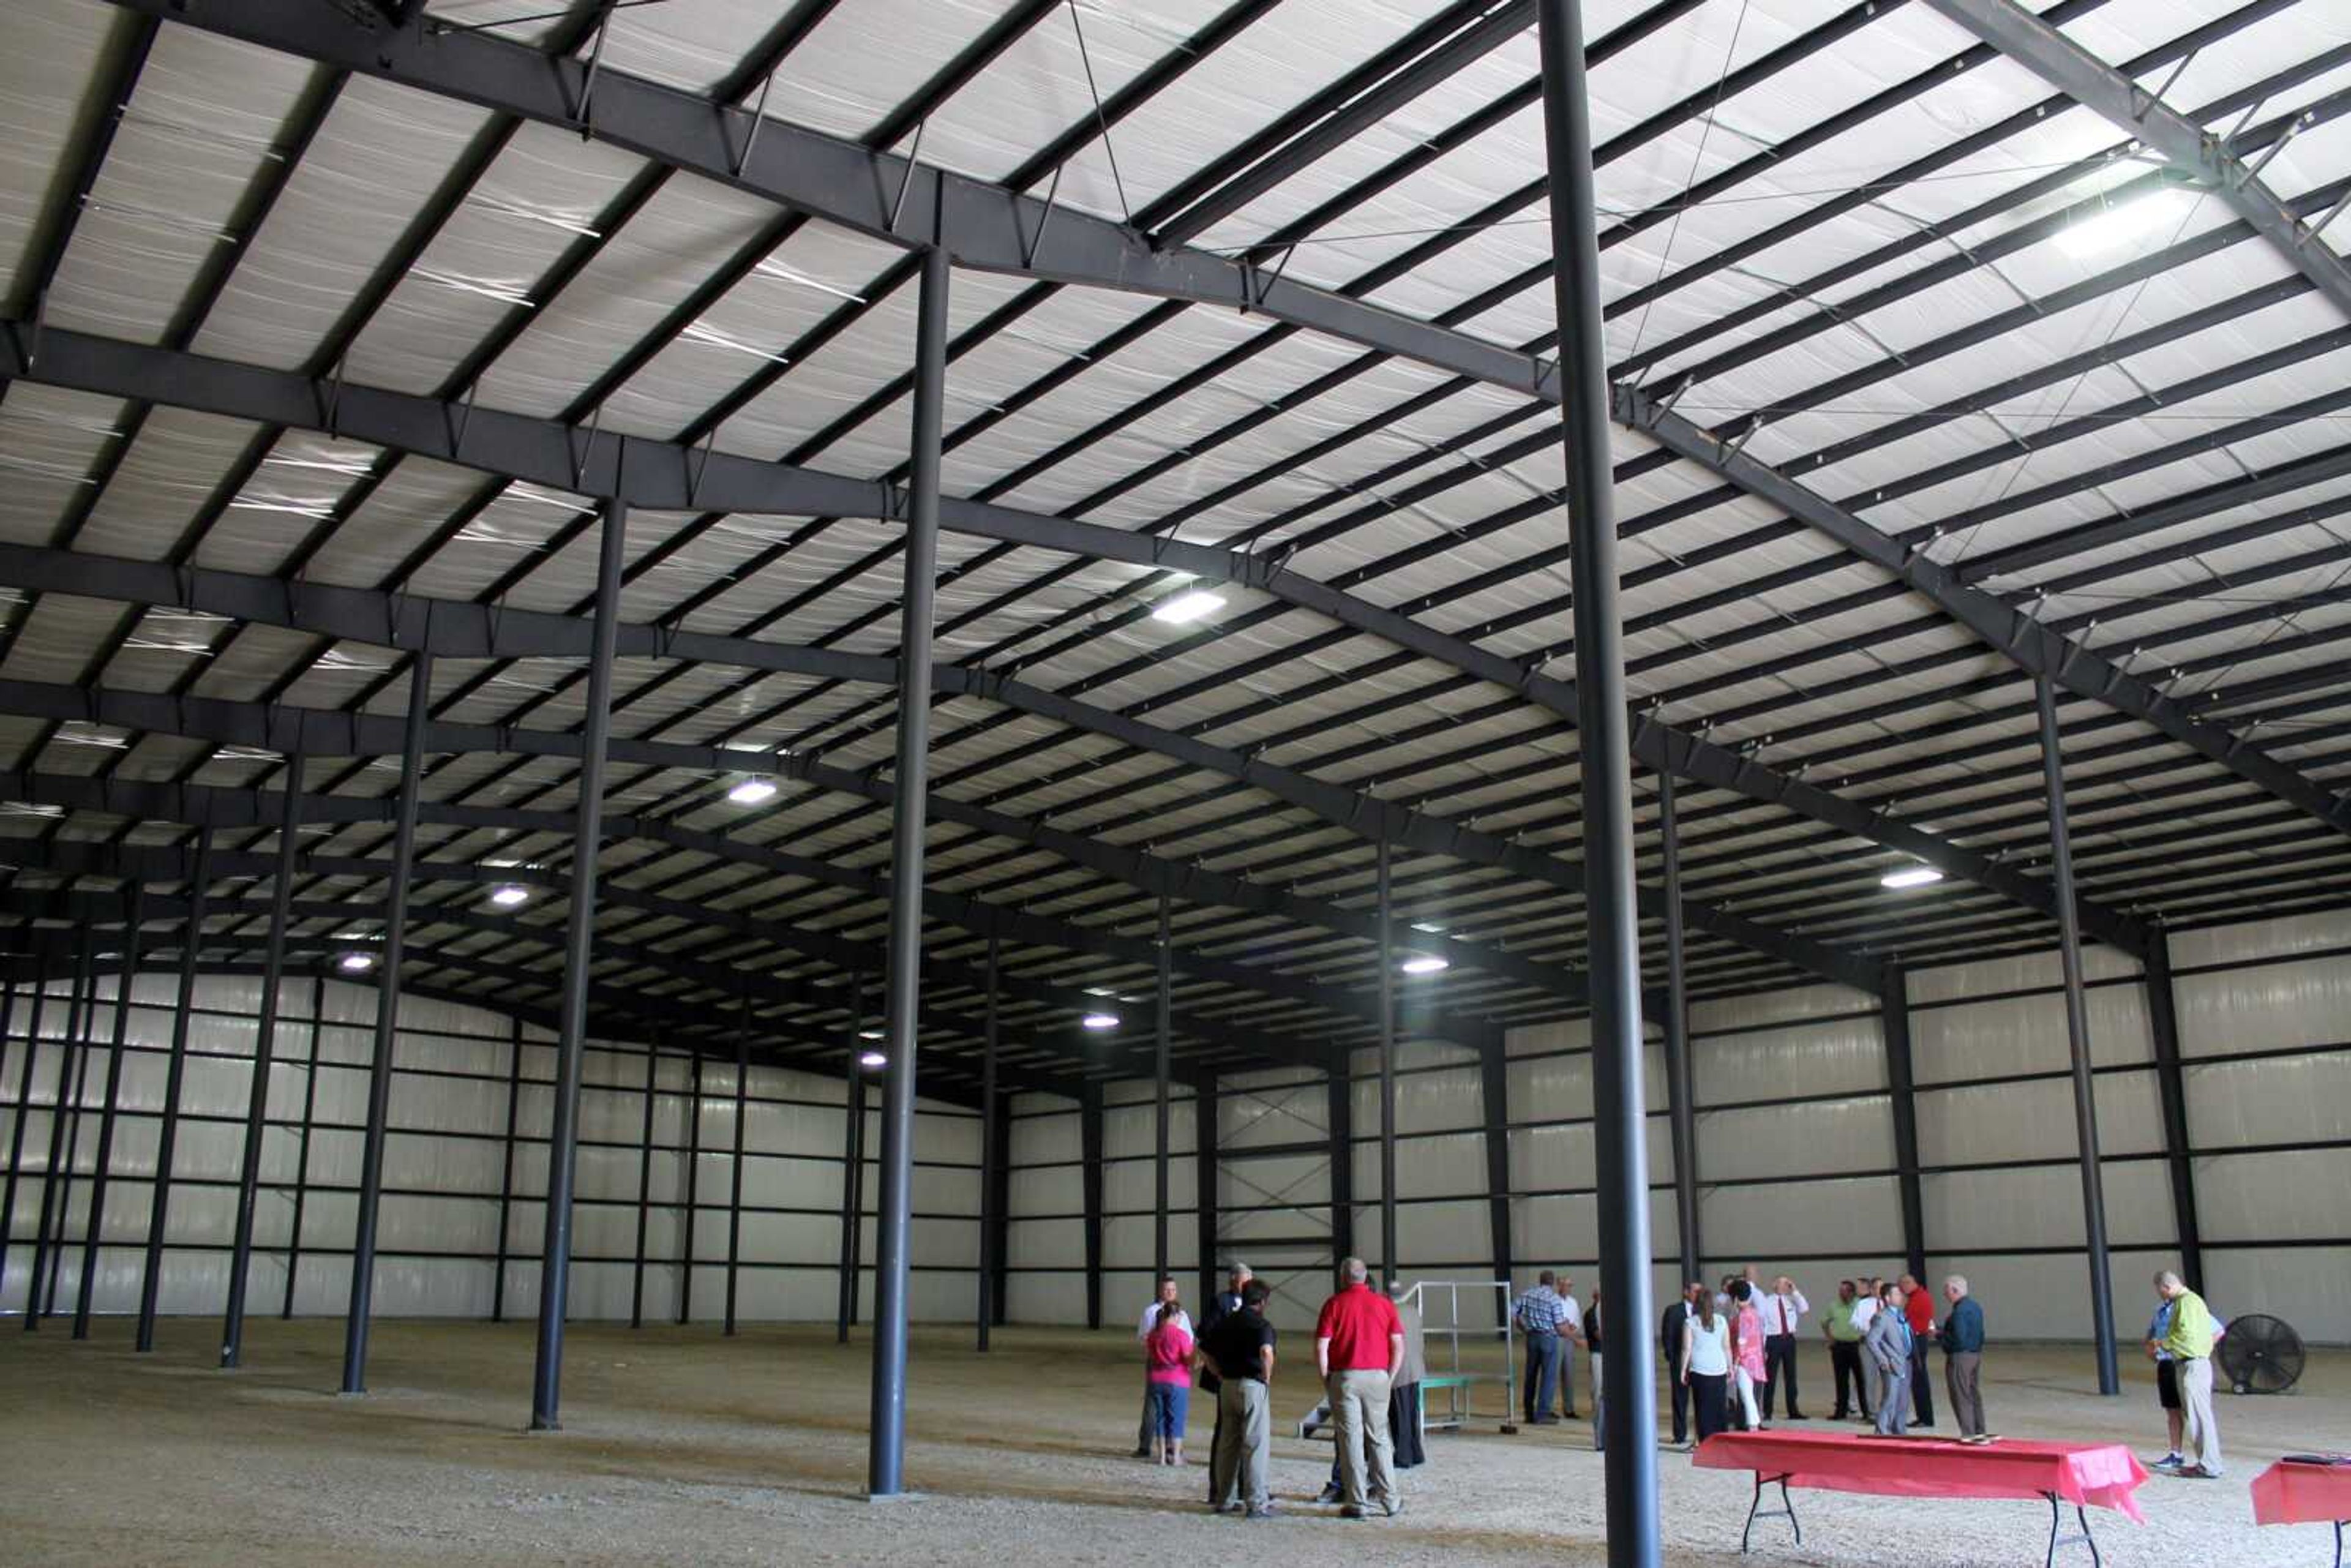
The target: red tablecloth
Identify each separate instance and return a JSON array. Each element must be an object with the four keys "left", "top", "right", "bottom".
[
  {"left": 1695, "top": 1431, "right": 2151, "bottom": 1523},
  {"left": 2254, "top": 1460, "right": 2351, "bottom": 1526}
]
